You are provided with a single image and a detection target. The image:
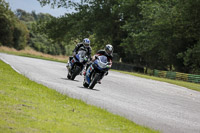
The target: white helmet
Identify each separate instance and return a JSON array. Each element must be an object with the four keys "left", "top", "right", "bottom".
[
  {"left": 105, "top": 44, "right": 113, "bottom": 55},
  {"left": 83, "top": 38, "right": 90, "bottom": 47}
]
